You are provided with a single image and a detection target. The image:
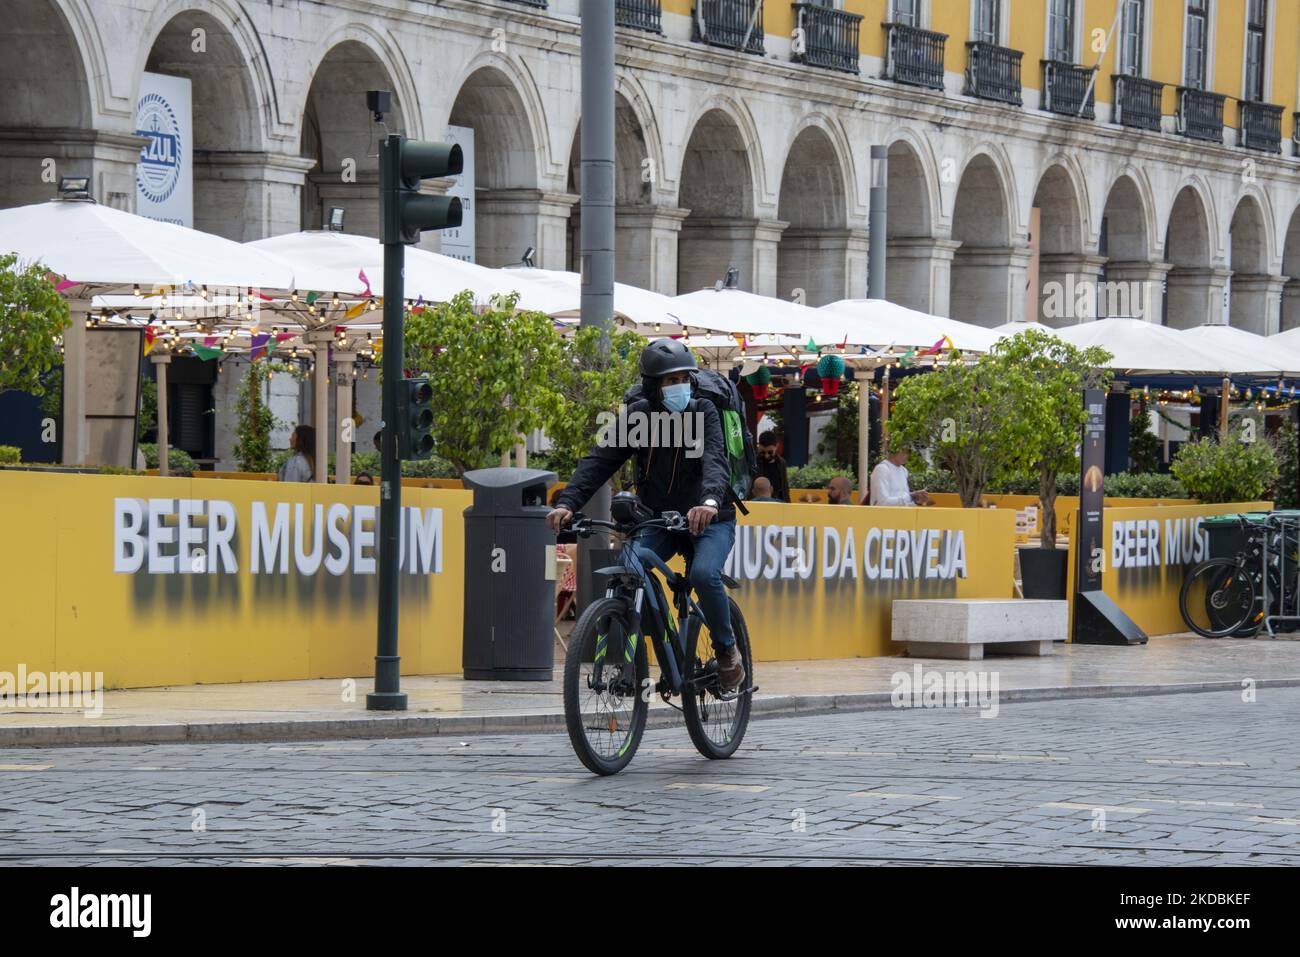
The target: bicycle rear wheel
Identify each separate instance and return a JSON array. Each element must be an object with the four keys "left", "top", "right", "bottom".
[
  {"left": 681, "top": 597, "right": 752, "bottom": 760},
  {"left": 563, "top": 596, "right": 649, "bottom": 776},
  {"left": 1179, "top": 558, "right": 1259, "bottom": 638}
]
